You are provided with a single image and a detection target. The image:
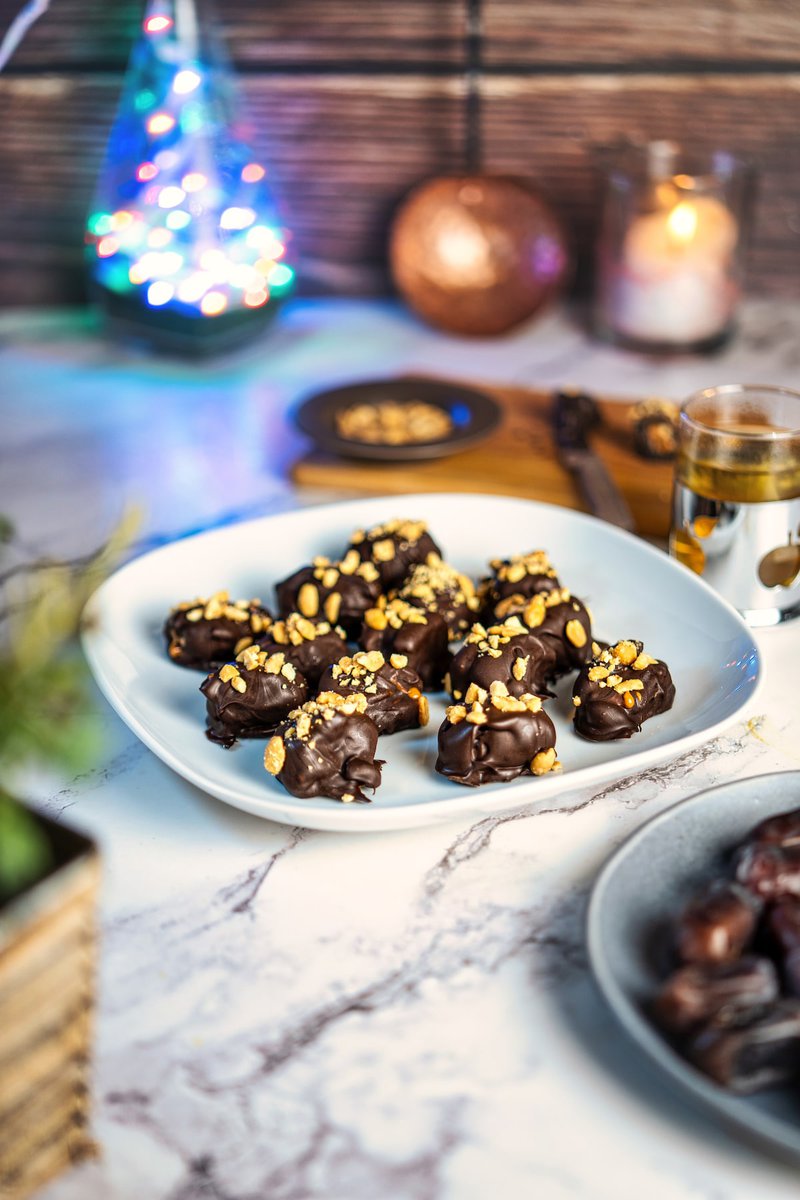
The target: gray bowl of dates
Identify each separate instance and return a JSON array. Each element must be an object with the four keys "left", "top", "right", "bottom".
[
  {"left": 588, "top": 772, "right": 800, "bottom": 1161},
  {"left": 293, "top": 376, "right": 501, "bottom": 462}
]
